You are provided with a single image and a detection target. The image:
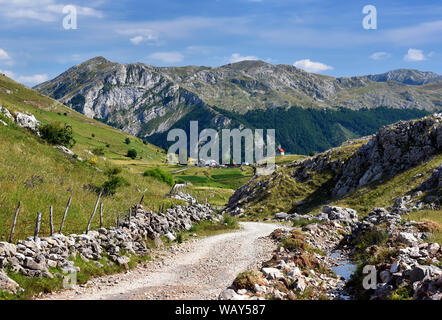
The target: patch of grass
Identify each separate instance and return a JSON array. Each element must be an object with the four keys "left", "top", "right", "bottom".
[
  {"left": 330, "top": 154, "right": 442, "bottom": 216},
  {"left": 71, "top": 252, "right": 152, "bottom": 285},
  {"left": 143, "top": 167, "right": 175, "bottom": 187},
  {"left": 2, "top": 270, "right": 64, "bottom": 300},
  {"left": 353, "top": 227, "right": 390, "bottom": 260},
  {"left": 223, "top": 214, "right": 239, "bottom": 229},
  {"left": 186, "top": 216, "right": 240, "bottom": 238},
  {"left": 387, "top": 285, "right": 413, "bottom": 300},
  {"left": 70, "top": 255, "right": 126, "bottom": 285},
  {"left": 174, "top": 166, "right": 254, "bottom": 190},
  {"left": 292, "top": 218, "right": 322, "bottom": 228},
  {"left": 176, "top": 233, "right": 183, "bottom": 244},
  {"left": 241, "top": 164, "right": 336, "bottom": 219},
  {"left": 0, "top": 251, "right": 154, "bottom": 300},
  {"left": 407, "top": 210, "right": 442, "bottom": 243},
  {"left": 233, "top": 270, "right": 266, "bottom": 291}
]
